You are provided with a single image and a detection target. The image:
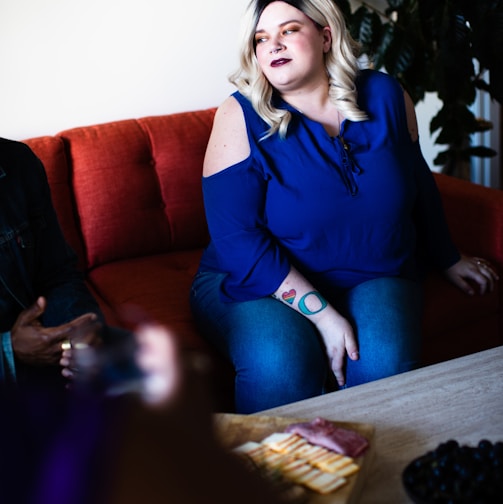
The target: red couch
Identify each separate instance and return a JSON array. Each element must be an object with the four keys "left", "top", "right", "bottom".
[{"left": 24, "top": 109, "right": 503, "bottom": 411}]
